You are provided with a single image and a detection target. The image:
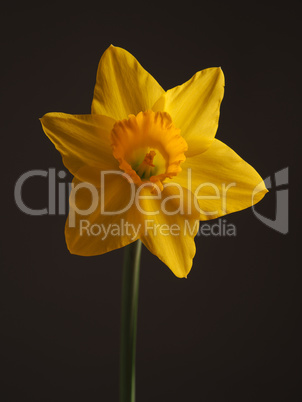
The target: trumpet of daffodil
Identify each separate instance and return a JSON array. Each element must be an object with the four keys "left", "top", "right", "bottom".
[{"left": 40, "top": 45, "right": 267, "bottom": 278}]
